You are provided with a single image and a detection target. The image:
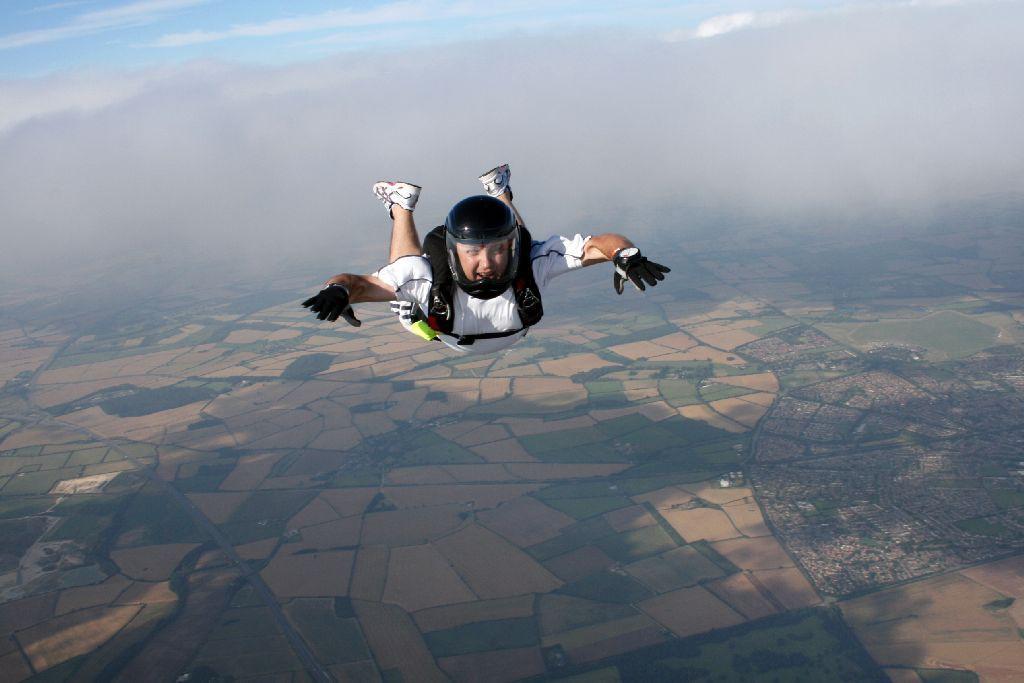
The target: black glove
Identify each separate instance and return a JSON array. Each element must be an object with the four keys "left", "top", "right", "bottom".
[
  {"left": 613, "top": 247, "right": 670, "bottom": 295},
  {"left": 301, "top": 283, "right": 361, "bottom": 326}
]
